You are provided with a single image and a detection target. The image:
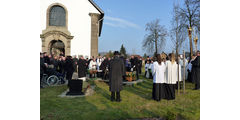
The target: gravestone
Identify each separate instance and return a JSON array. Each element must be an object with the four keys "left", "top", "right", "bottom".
[{"left": 66, "top": 79, "right": 84, "bottom": 95}]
